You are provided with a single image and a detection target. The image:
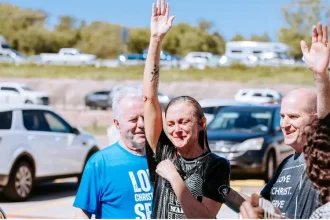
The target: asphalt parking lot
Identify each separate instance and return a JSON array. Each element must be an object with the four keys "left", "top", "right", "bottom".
[{"left": 0, "top": 178, "right": 265, "bottom": 219}]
